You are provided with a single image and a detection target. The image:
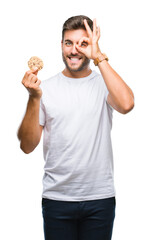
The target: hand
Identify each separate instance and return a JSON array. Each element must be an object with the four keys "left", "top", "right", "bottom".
[
  {"left": 76, "top": 18, "right": 102, "bottom": 60},
  {"left": 22, "top": 68, "right": 42, "bottom": 99}
]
